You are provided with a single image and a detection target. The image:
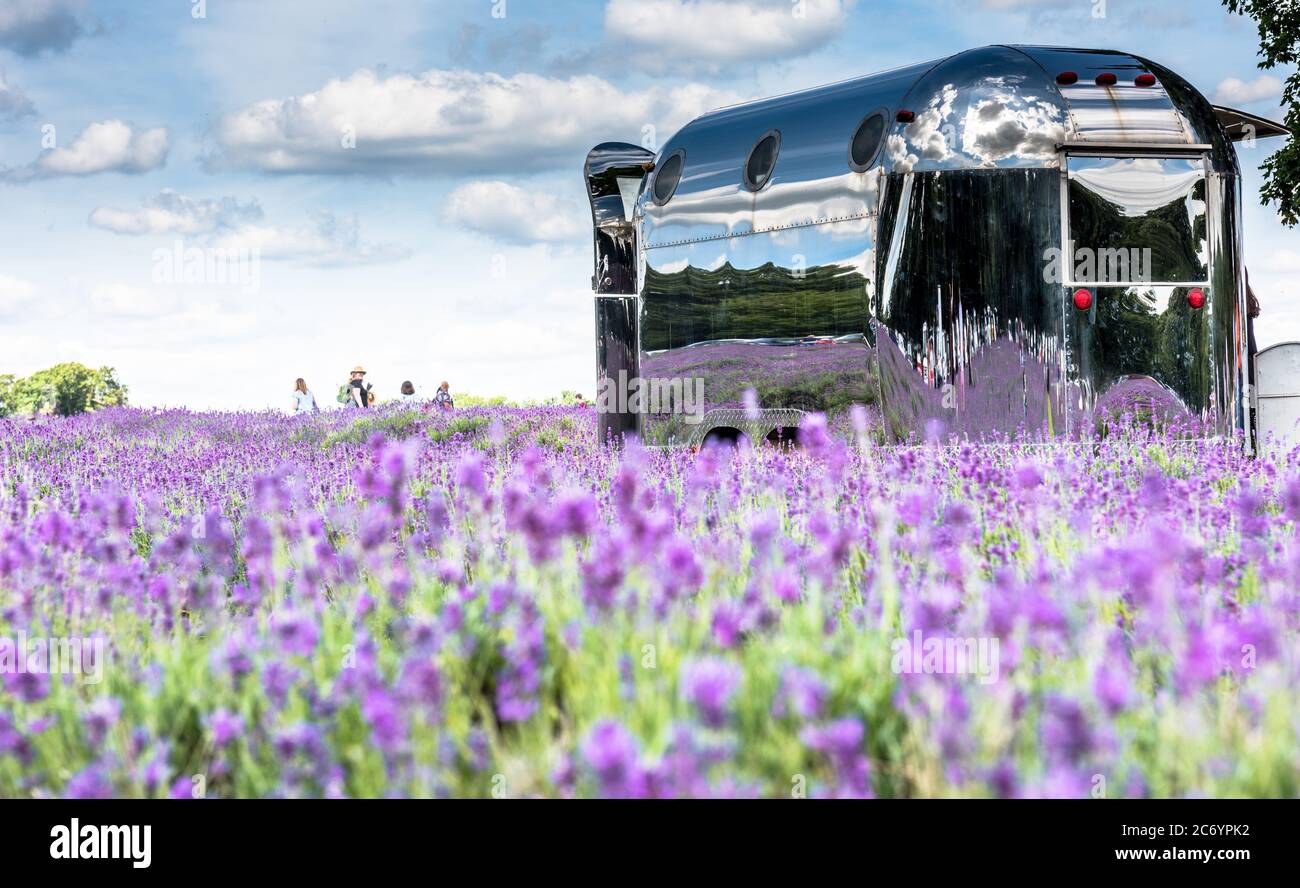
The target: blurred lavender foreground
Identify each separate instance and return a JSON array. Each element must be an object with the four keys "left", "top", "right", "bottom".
[{"left": 1, "top": 404, "right": 1297, "bottom": 798}]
